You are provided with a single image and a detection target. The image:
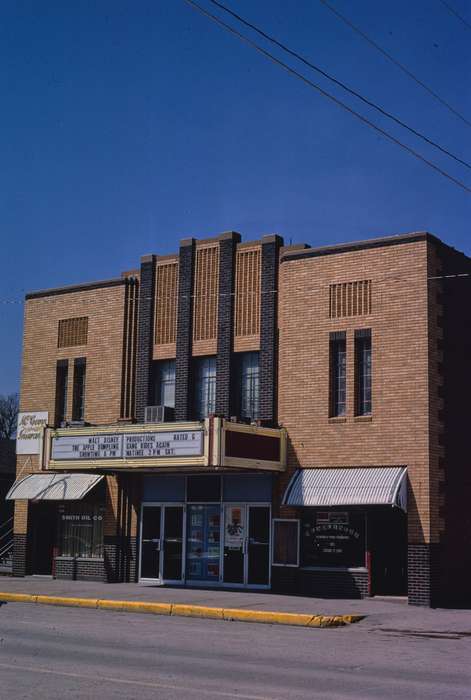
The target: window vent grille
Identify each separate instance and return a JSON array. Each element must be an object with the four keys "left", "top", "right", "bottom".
[
  {"left": 57, "top": 317, "right": 88, "bottom": 348},
  {"left": 154, "top": 262, "right": 179, "bottom": 345},
  {"left": 329, "top": 280, "right": 372, "bottom": 318},
  {"left": 193, "top": 245, "right": 219, "bottom": 342},
  {"left": 234, "top": 247, "right": 261, "bottom": 337}
]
